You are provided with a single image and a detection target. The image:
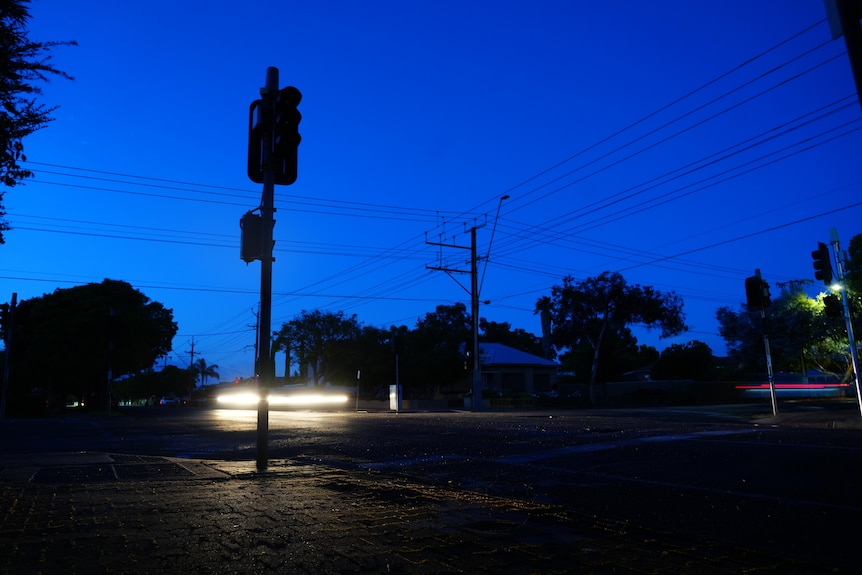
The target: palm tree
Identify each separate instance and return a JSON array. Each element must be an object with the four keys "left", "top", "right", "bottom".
[{"left": 192, "top": 358, "right": 219, "bottom": 388}]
